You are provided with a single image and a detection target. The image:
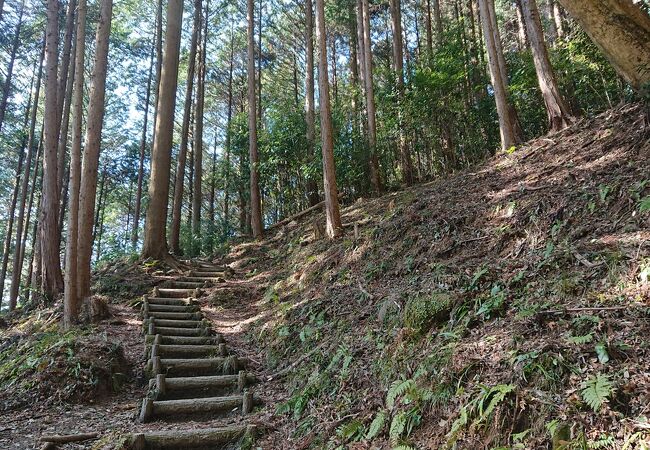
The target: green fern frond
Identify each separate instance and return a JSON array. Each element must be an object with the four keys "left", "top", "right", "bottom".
[
  {"left": 581, "top": 373, "right": 613, "bottom": 412},
  {"left": 567, "top": 333, "right": 594, "bottom": 345},
  {"left": 393, "top": 445, "right": 418, "bottom": 450},
  {"left": 366, "top": 410, "right": 386, "bottom": 440},
  {"left": 387, "top": 379, "right": 415, "bottom": 410},
  {"left": 389, "top": 411, "right": 407, "bottom": 442}
]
